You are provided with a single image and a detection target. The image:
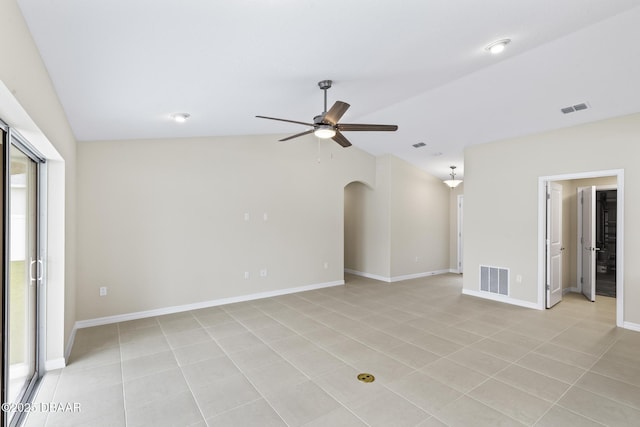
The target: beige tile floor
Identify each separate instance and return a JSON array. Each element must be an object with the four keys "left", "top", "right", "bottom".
[{"left": 25, "top": 274, "right": 640, "bottom": 426}]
